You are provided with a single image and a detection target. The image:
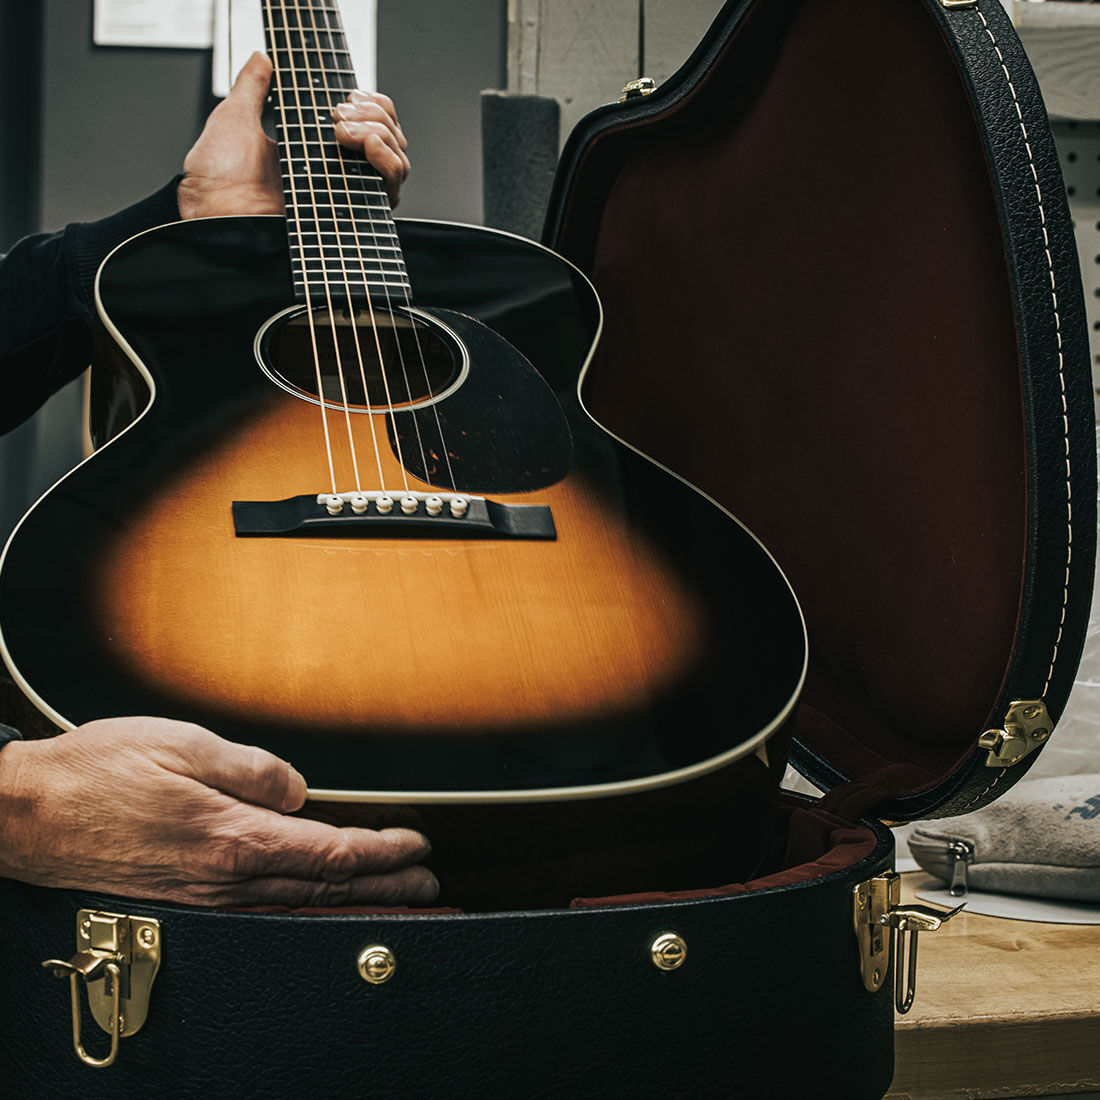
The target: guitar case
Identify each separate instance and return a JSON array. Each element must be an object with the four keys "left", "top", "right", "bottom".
[{"left": 0, "top": 0, "right": 1093, "bottom": 1095}]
